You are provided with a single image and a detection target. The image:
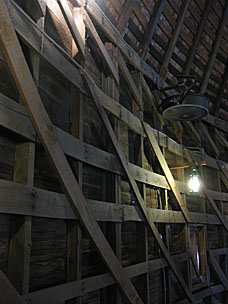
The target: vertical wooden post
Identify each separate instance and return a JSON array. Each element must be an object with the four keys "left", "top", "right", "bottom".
[
  {"left": 215, "top": 168, "right": 228, "bottom": 303},
  {"left": 7, "top": 5, "right": 46, "bottom": 294},
  {"left": 66, "top": 6, "right": 85, "bottom": 304},
  {"left": 101, "top": 42, "right": 121, "bottom": 304},
  {"left": 132, "top": 71, "right": 150, "bottom": 303}
]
